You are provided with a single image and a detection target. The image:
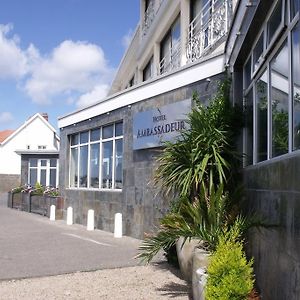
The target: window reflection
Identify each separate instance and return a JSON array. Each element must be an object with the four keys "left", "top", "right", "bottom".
[
  {"left": 102, "top": 141, "right": 113, "bottom": 188},
  {"left": 115, "top": 139, "right": 123, "bottom": 189},
  {"left": 267, "top": 0, "right": 282, "bottom": 43},
  {"left": 90, "top": 143, "right": 100, "bottom": 188},
  {"left": 70, "top": 148, "right": 78, "bottom": 187},
  {"left": 293, "top": 23, "right": 300, "bottom": 149},
  {"left": 79, "top": 146, "right": 88, "bottom": 187},
  {"left": 256, "top": 71, "right": 268, "bottom": 162},
  {"left": 245, "top": 89, "right": 253, "bottom": 165},
  {"left": 271, "top": 41, "right": 289, "bottom": 157}
]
